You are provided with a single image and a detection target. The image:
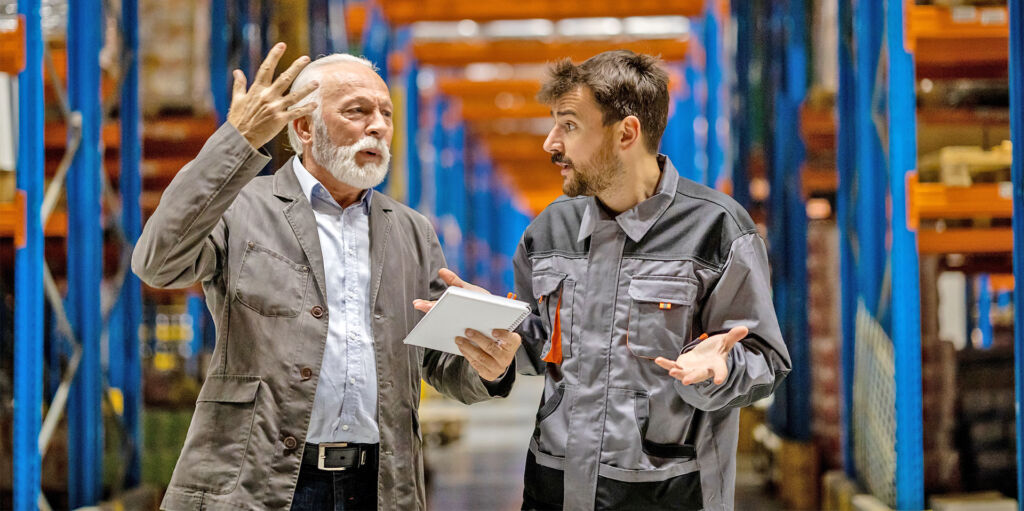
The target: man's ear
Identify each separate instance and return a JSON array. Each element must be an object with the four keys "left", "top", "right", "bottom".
[
  {"left": 294, "top": 115, "right": 313, "bottom": 146},
  {"left": 618, "top": 116, "right": 643, "bottom": 152}
]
